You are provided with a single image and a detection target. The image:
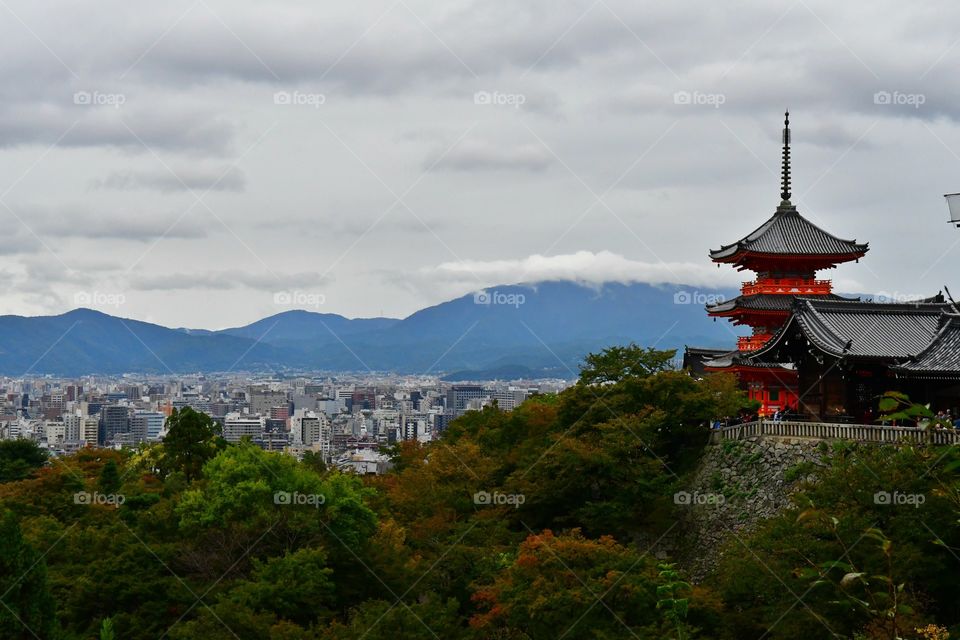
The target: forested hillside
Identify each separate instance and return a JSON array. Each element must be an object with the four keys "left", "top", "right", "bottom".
[{"left": 1, "top": 346, "right": 958, "bottom": 639}]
